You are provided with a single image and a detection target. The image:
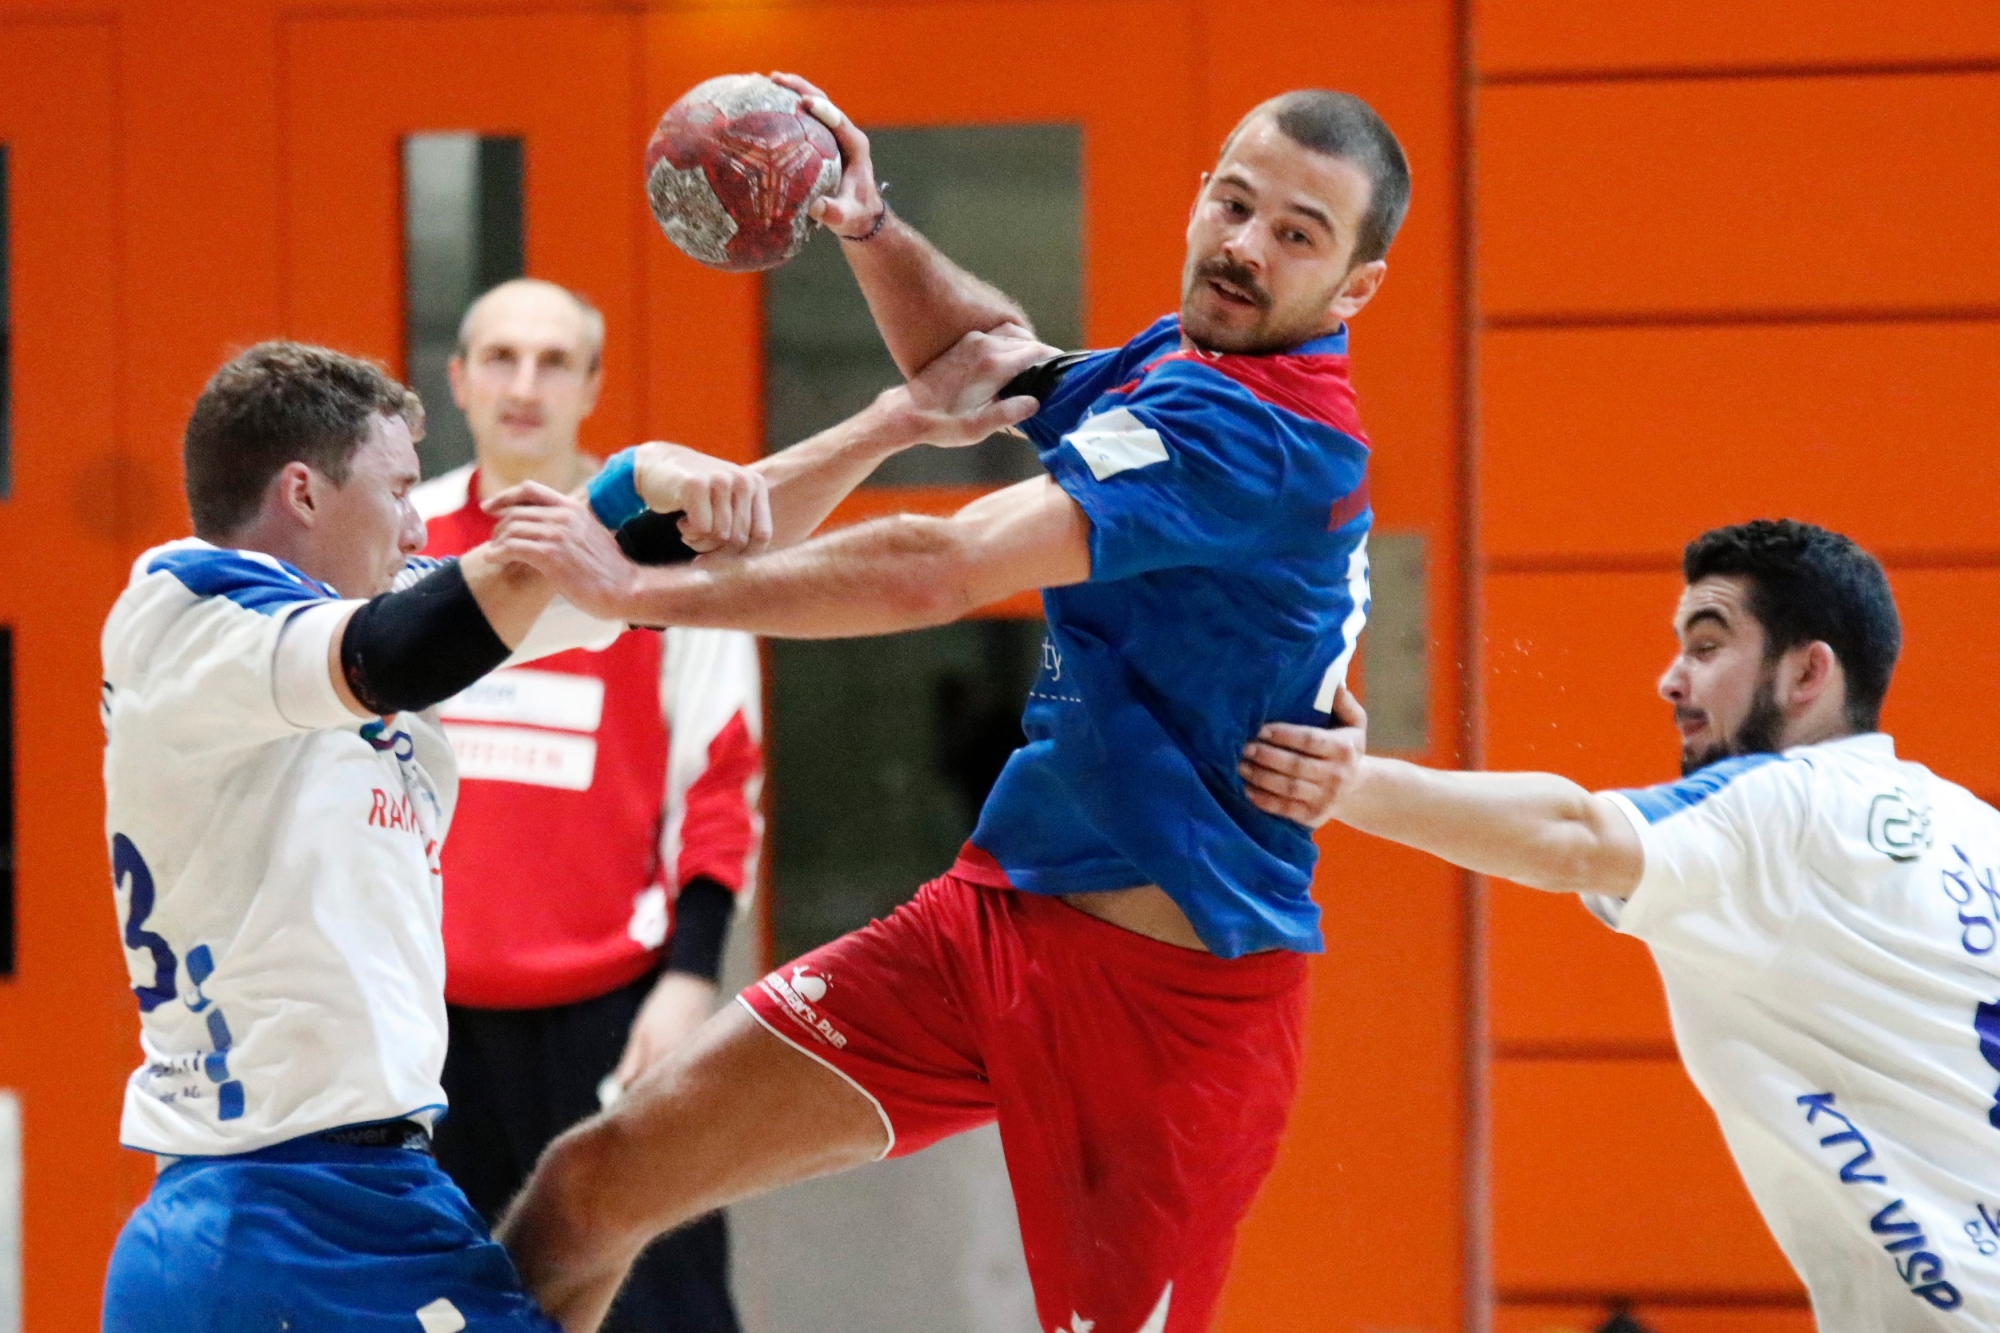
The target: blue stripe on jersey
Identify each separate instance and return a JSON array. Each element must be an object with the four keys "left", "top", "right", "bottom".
[
  {"left": 148, "top": 548, "right": 335, "bottom": 615},
  {"left": 1618, "top": 752, "right": 1783, "bottom": 824},
  {"left": 390, "top": 554, "right": 454, "bottom": 592}
]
